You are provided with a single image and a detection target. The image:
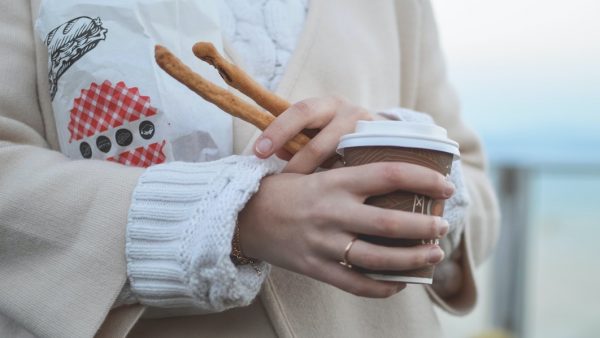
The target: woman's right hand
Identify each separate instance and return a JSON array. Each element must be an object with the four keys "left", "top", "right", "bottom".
[{"left": 238, "top": 161, "right": 454, "bottom": 298}]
